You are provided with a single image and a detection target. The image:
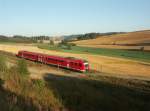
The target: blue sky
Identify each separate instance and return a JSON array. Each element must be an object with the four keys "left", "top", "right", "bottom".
[{"left": 0, "top": 0, "right": 150, "bottom": 36}]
